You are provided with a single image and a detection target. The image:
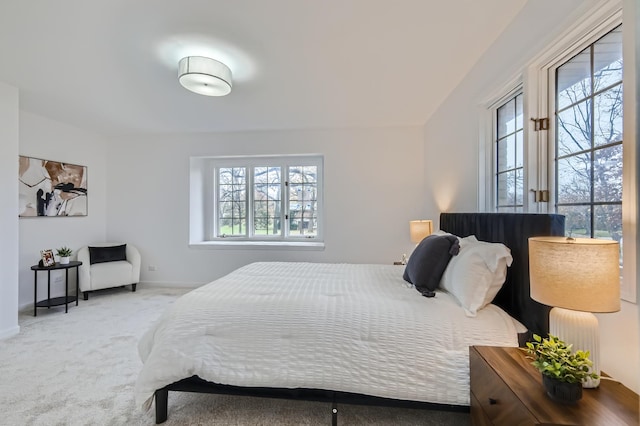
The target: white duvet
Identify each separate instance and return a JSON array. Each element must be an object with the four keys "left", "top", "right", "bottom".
[{"left": 135, "top": 262, "right": 519, "bottom": 409}]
